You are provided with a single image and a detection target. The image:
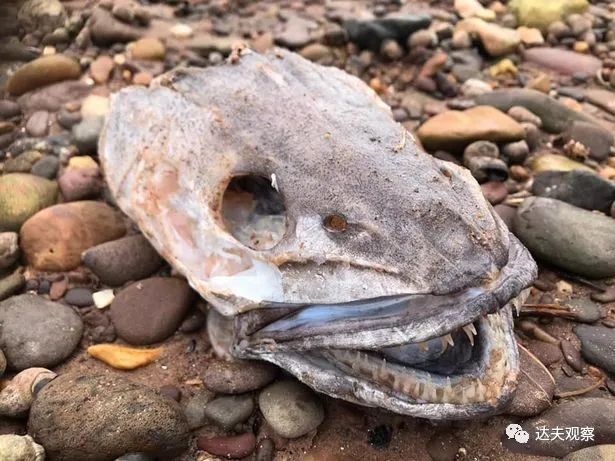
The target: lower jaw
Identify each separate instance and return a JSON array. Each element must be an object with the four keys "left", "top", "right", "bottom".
[{"left": 322, "top": 305, "right": 517, "bottom": 406}]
